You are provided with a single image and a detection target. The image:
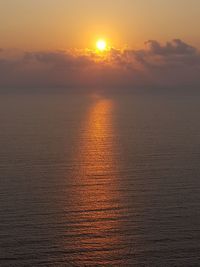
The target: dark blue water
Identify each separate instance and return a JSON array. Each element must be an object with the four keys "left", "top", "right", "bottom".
[{"left": 0, "top": 92, "right": 200, "bottom": 266}]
